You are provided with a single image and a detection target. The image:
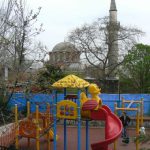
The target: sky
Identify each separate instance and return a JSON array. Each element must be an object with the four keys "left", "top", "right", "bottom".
[{"left": 26, "top": 0, "right": 150, "bottom": 52}]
